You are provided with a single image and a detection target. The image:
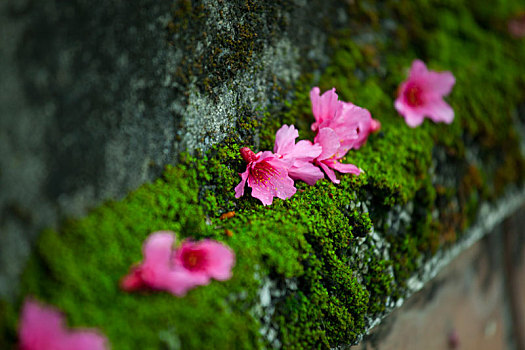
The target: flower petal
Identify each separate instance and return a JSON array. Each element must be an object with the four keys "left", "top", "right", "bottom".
[
  {"left": 19, "top": 299, "right": 65, "bottom": 350},
  {"left": 248, "top": 162, "right": 296, "bottom": 206},
  {"left": 425, "top": 99, "right": 454, "bottom": 124},
  {"left": 285, "top": 140, "right": 322, "bottom": 161},
  {"left": 197, "top": 240, "right": 235, "bottom": 281},
  {"left": 288, "top": 161, "right": 325, "bottom": 185},
  {"left": 331, "top": 161, "right": 362, "bottom": 175},
  {"left": 143, "top": 232, "right": 175, "bottom": 271},
  {"left": 395, "top": 99, "right": 425, "bottom": 127},
  {"left": 310, "top": 87, "right": 340, "bottom": 131},
  {"left": 319, "top": 161, "right": 339, "bottom": 184},
  {"left": 427, "top": 71, "right": 455, "bottom": 96},
  {"left": 234, "top": 168, "right": 250, "bottom": 198},
  {"left": 409, "top": 59, "right": 428, "bottom": 78},
  {"left": 19, "top": 300, "right": 109, "bottom": 350},
  {"left": 63, "top": 331, "right": 109, "bottom": 350},
  {"left": 315, "top": 128, "right": 340, "bottom": 161},
  {"left": 162, "top": 269, "right": 206, "bottom": 296},
  {"left": 274, "top": 124, "right": 299, "bottom": 155}
]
